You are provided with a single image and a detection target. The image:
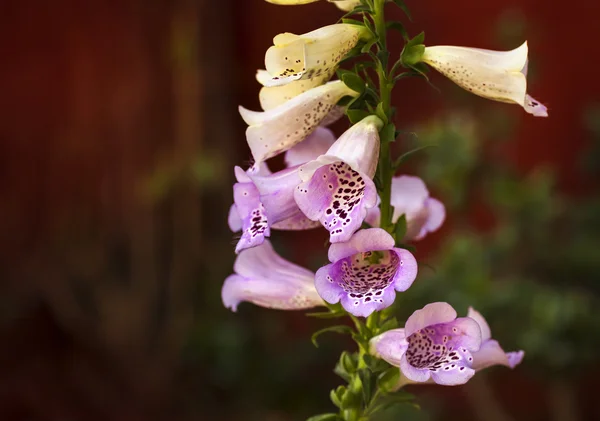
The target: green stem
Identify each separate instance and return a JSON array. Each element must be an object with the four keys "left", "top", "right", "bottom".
[{"left": 373, "top": 0, "right": 394, "bottom": 232}]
